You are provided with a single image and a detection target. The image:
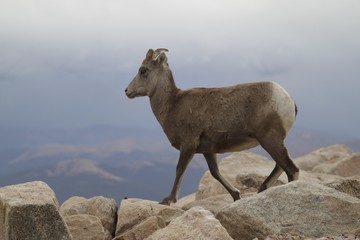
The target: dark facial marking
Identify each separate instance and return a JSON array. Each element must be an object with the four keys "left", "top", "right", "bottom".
[{"left": 139, "top": 67, "right": 149, "bottom": 78}]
